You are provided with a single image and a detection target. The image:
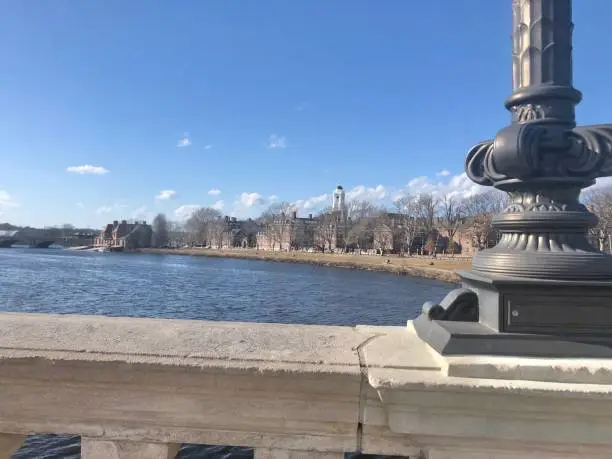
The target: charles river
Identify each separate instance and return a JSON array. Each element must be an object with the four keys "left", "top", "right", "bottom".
[{"left": 1, "top": 248, "right": 453, "bottom": 459}]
